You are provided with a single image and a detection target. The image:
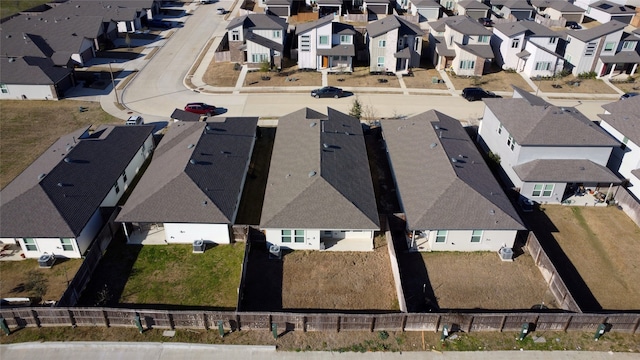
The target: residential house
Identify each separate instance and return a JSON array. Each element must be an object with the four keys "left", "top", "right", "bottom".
[
  {"left": 170, "top": 108, "right": 201, "bottom": 122},
  {"left": 491, "top": 21, "right": 564, "bottom": 78},
  {"left": 583, "top": 0, "right": 635, "bottom": 24},
  {"left": 316, "top": 0, "right": 344, "bottom": 17},
  {"left": 363, "top": 0, "right": 392, "bottom": 18},
  {"left": 295, "top": 15, "right": 356, "bottom": 72},
  {"left": 366, "top": 15, "right": 424, "bottom": 75},
  {"left": 226, "top": 14, "right": 288, "bottom": 70},
  {"left": 530, "top": 0, "right": 585, "bottom": 23},
  {"left": 265, "top": 0, "right": 294, "bottom": 18},
  {"left": 116, "top": 118, "right": 258, "bottom": 245},
  {"left": 563, "top": 20, "right": 639, "bottom": 77},
  {"left": 574, "top": 0, "right": 625, "bottom": 11},
  {"left": 456, "top": 0, "right": 491, "bottom": 20},
  {"left": 407, "top": 0, "right": 441, "bottom": 21},
  {"left": 380, "top": 111, "right": 526, "bottom": 252},
  {"left": 477, "top": 86, "right": 621, "bottom": 204},
  {"left": 491, "top": 0, "right": 535, "bottom": 21},
  {"left": 0, "top": 125, "right": 155, "bottom": 259},
  {"left": 428, "top": 16, "right": 494, "bottom": 76},
  {"left": 260, "top": 108, "right": 380, "bottom": 251},
  {"left": 599, "top": 96, "right": 640, "bottom": 200}
]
